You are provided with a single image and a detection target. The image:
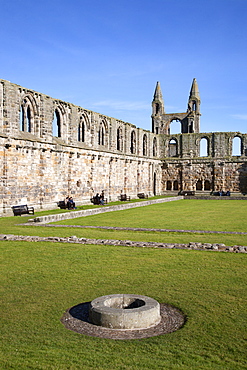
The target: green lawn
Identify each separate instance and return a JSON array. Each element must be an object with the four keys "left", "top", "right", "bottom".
[
  {"left": 0, "top": 199, "right": 247, "bottom": 369},
  {"left": 1, "top": 199, "right": 247, "bottom": 246},
  {"left": 1, "top": 241, "right": 246, "bottom": 369},
  {"left": 52, "top": 199, "right": 246, "bottom": 232}
]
